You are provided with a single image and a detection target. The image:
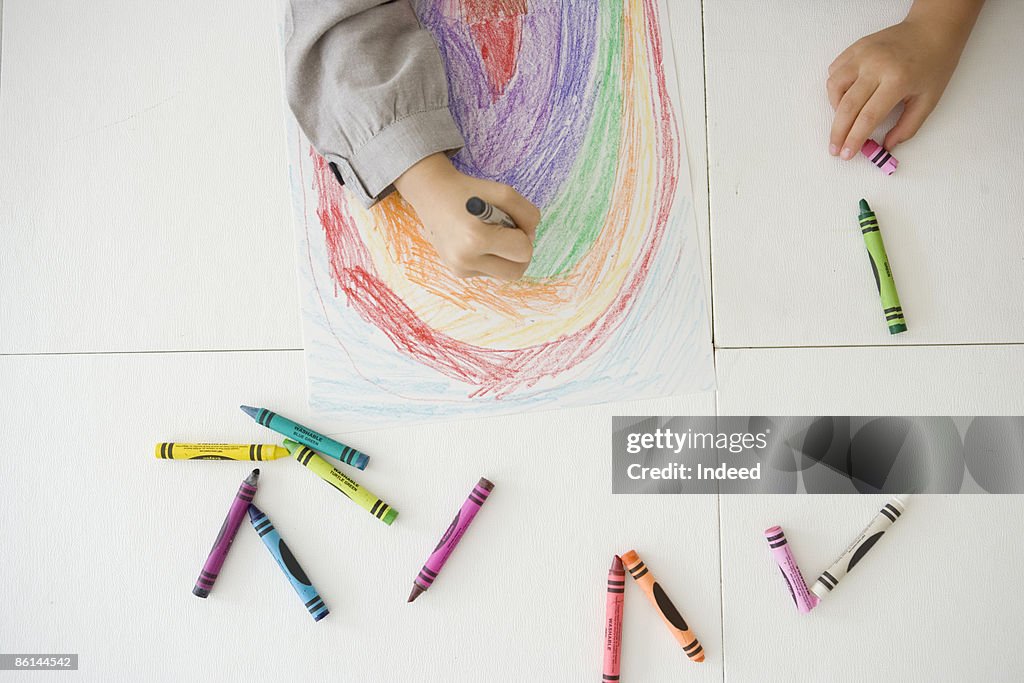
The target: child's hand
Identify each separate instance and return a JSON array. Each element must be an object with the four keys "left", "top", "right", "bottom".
[
  {"left": 395, "top": 153, "right": 539, "bottom": 281},
  {"left": 826, "top": 1, "right": 983, "bottom": 158}
]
